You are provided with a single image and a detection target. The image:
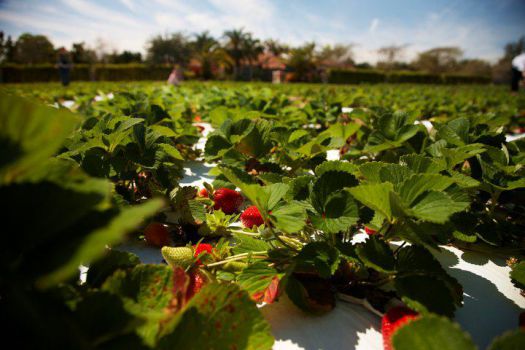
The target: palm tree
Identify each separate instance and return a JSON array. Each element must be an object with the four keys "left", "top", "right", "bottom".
[
  {"left": 242, "top": 36, "right": 264, "bottom": 80},
  {"left": 224, "top": 28, "right": 248, "bottom": 80},
  {"left": 191, "top": 31, "right": 230, "bottom": 80}
]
